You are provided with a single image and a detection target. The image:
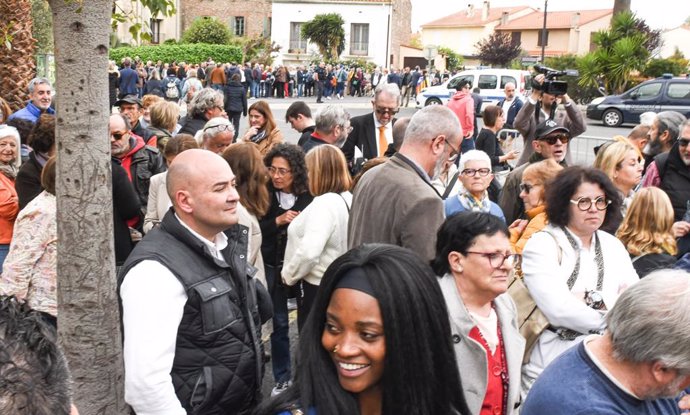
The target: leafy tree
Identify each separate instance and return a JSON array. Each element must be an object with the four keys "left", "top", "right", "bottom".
[
  {"left": 475, "top": 32, "right": 522, "bottom": 68},
  {"left": 231, "top": 35, "right": 282, "bottom": 65},
  {"left": 112, "top": 0, "right": 176, "bottom": 44},
  {"left": 643, "top": 51, "right": 689, "bottom": 77},
  {"left": 439, "top": 46, "right": 463, "bottom": 71},
  {"left": 301, "top": 13, "right": 345, "bottom": 61},
  {"left": 31, "top": 0, "right": 52, "bottom": 53},
  {"left": 544, "top": 54, "right": 600, "bottom": 104},
  {"left": 181, "top": 17, "right": 232, "bottom": 45},
  {"left": 111, "top": 43, "right": 243, "bottom": 63}
]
